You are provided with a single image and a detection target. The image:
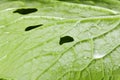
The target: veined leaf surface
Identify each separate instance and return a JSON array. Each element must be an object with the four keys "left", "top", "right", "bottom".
[{"left": 0, "top": 0, "right": 120, "bottom": 80}]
